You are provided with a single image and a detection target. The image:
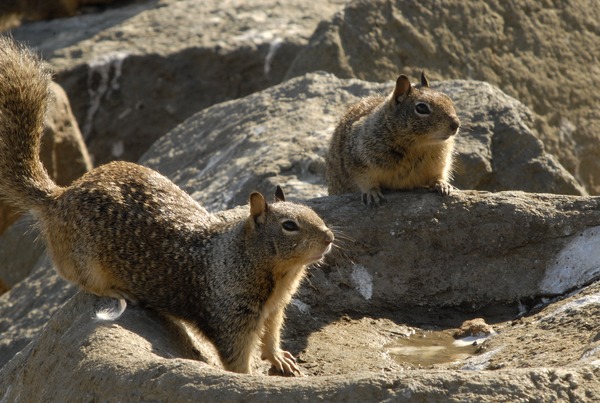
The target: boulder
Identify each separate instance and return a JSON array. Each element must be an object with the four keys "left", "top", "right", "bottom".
[
  {"left": 141, "top": 73, "right": 583, "bottom": 213},
  {"left": 0, "top": 256, "right": 76, "bottom": 369},
  {"left": 0, "top": 217, "right": 45, "bottom": 290},
  {"left": 9, "top": 0, "right": 346, "bottom": 165},
  {"left": 285, "top": 0, "right": 600, "bottom": 195},
  {"left": 465, "top": 280, "right": 600, "bottom": 371},
  {"left": 41, "top": 82, "right": 93, "bottom": 185}
]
